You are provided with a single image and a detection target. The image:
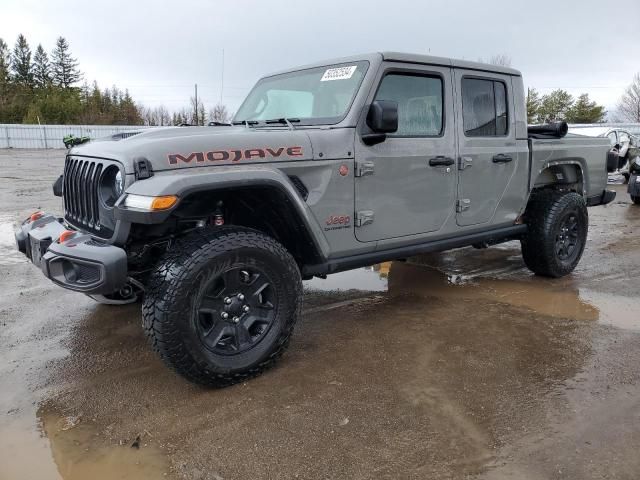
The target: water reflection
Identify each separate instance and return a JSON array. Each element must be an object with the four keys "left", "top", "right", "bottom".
[{"left": 303, "top": 263, "right": 389, "bottom": 292}]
